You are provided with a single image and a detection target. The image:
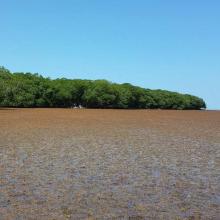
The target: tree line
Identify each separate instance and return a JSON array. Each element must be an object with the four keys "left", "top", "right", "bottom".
[{"left": 0, "top": 67, "right": 206, "bottom": 109}]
